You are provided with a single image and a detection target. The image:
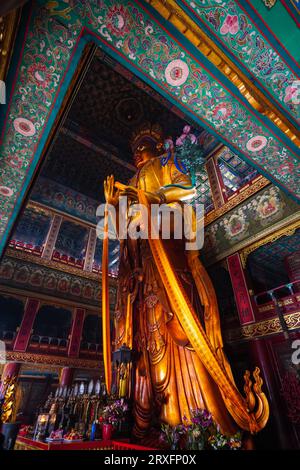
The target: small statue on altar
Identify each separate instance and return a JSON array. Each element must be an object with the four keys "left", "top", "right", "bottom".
[{"left": 102, "top": 123, "right": 269, "bottom": 438}]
